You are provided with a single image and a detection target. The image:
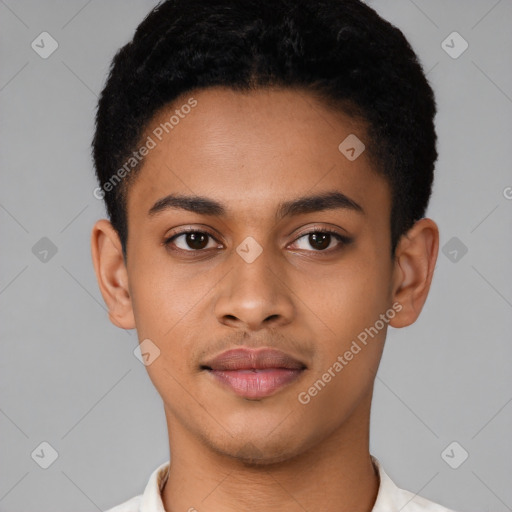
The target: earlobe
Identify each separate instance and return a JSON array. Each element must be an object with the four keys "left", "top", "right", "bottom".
[
  {"left": 389, "top": 218, "right": 439, "bottom": 329},
  {"left": 90, "top": 219, "right": 136, "bottom": 330}
]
